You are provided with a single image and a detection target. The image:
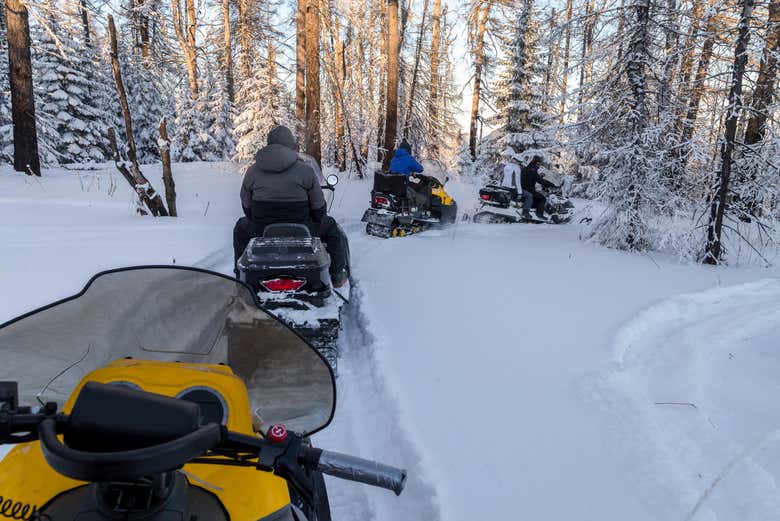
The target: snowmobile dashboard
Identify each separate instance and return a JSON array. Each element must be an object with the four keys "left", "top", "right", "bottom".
[{"left": 0, "top": 380, "right": 407, "bottom": 496}]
